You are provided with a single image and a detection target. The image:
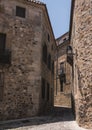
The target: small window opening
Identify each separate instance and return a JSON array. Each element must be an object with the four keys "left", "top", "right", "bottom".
[
  {"left": 63, "top": 38, "right": 66, "bottom": 42},
  {"left": 52, "top": 61, "right": 54, "bottom": 74},
  {"left": 48, "top": 34, "right": 50, "bottom": 42},
  {"left": 48, "top": 54, "right": 51, "bottom": 70},
  {"left": 41, "top": 78, "right": 45, "bottom": 99},
  {"left": 0, "top": 33, "right": 6, "bottom": 52},
  {"left": 47, "top": 83, "right": 50, "bottom": 101},
  {"left": 60, "top": 81, "right": 63, "bottom": 92},
  {"left": 42, "top": 44, "right": 47, "bottom": 64},
  {"left": 16, "top": 6, "right": 26, "bottom": 18},
  {"left": 60, "top": 62, "right": 64, "bottom": 74}
]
